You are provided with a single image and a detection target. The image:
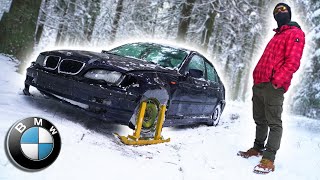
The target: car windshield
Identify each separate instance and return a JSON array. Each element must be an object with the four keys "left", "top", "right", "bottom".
[{"left": 108, "top": 43, "right": 188, "bottom": 69}]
